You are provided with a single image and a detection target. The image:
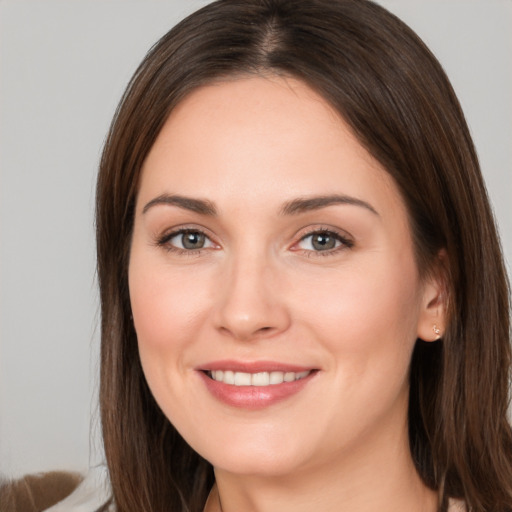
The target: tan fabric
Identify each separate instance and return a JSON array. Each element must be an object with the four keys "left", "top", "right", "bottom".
[
  {"left": 43, "top": 466, "right": 112, "bottom": 512},
  {"left": 0, "top": 471, "right": 83, "bottom": 512}
]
